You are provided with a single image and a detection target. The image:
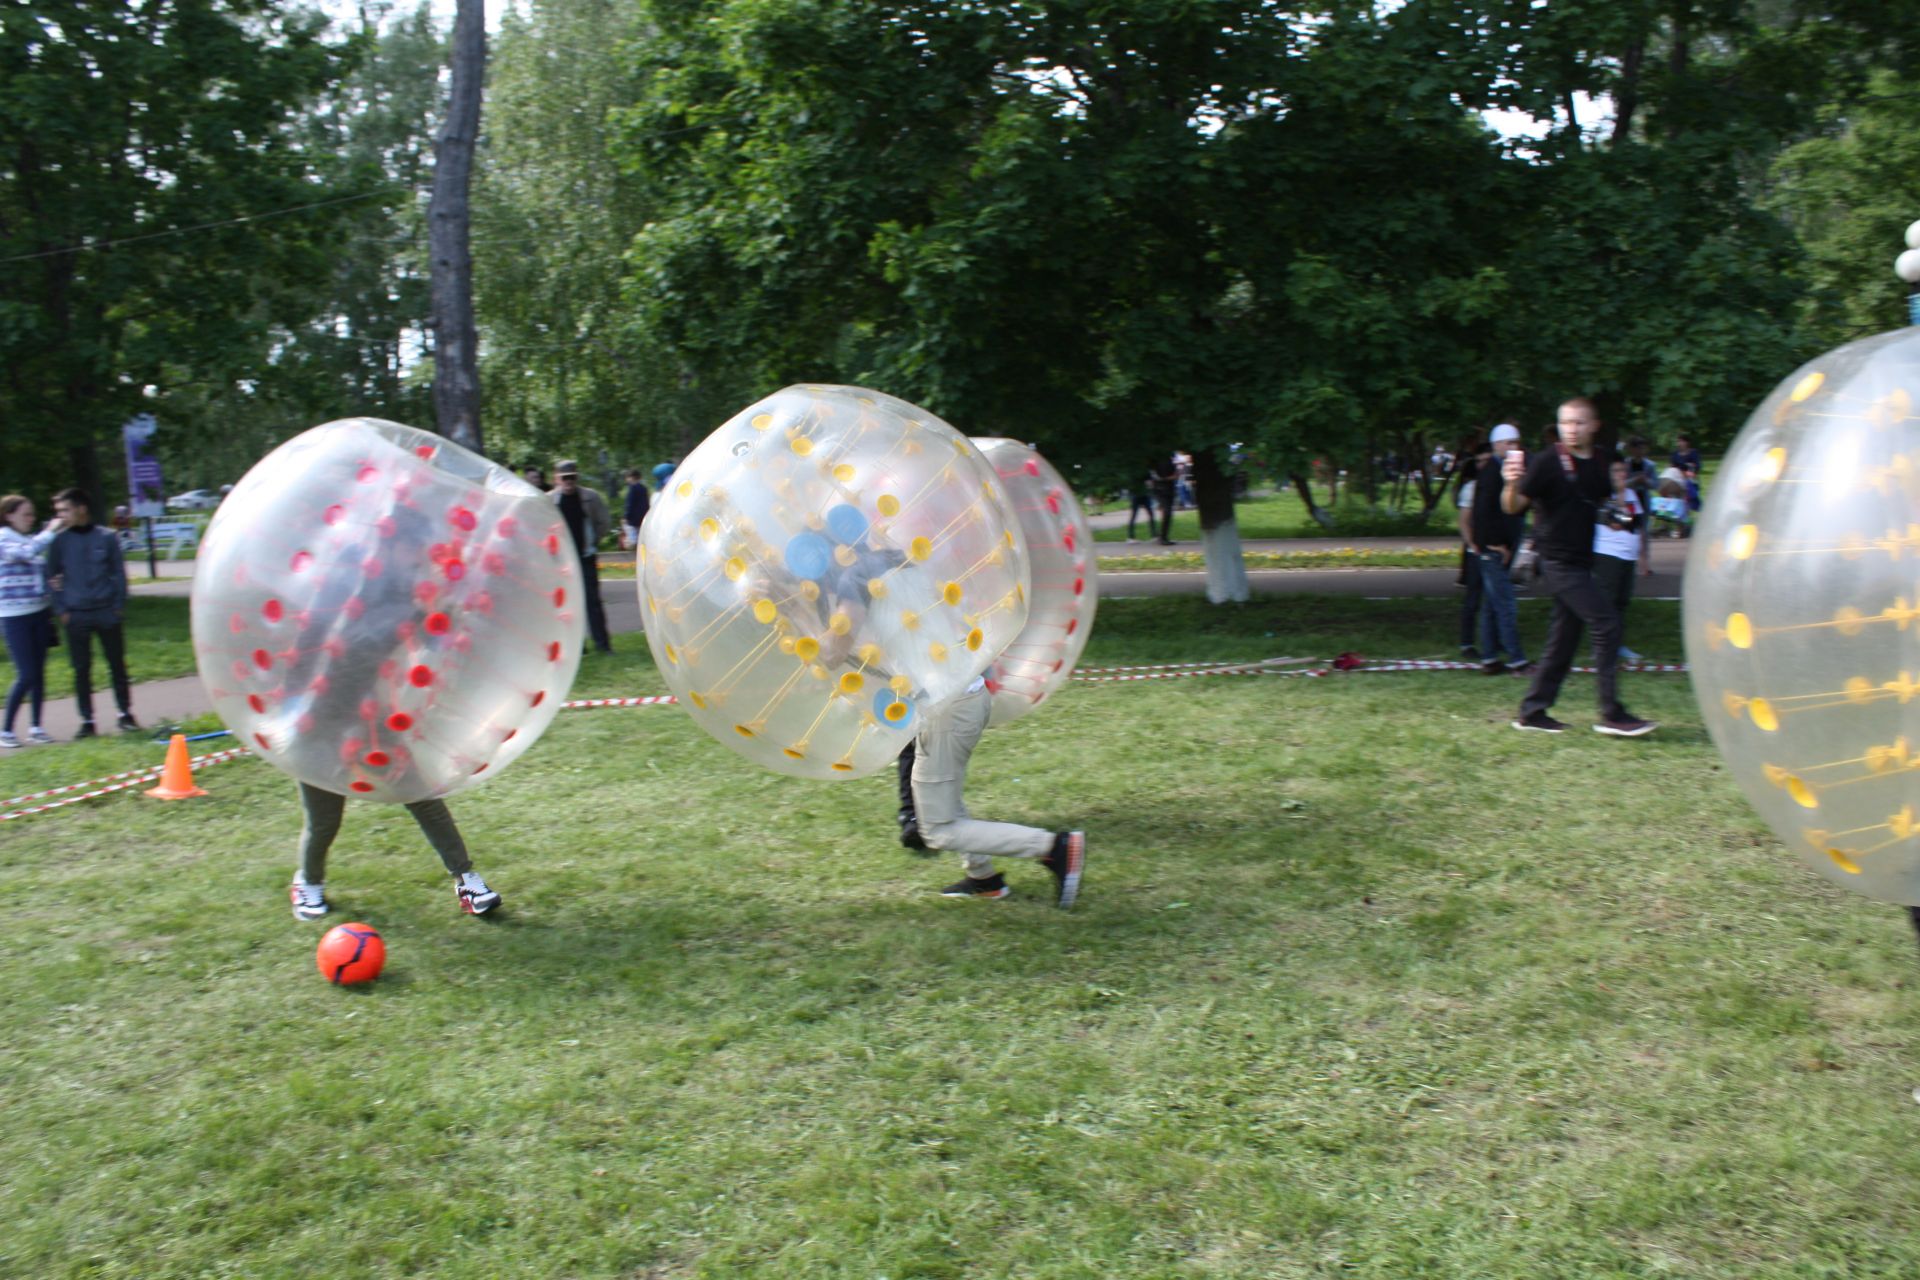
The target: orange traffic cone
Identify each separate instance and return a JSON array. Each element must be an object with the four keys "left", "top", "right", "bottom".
[{"left": 145, "top": 733, "right": 208, "bottom": 800}]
